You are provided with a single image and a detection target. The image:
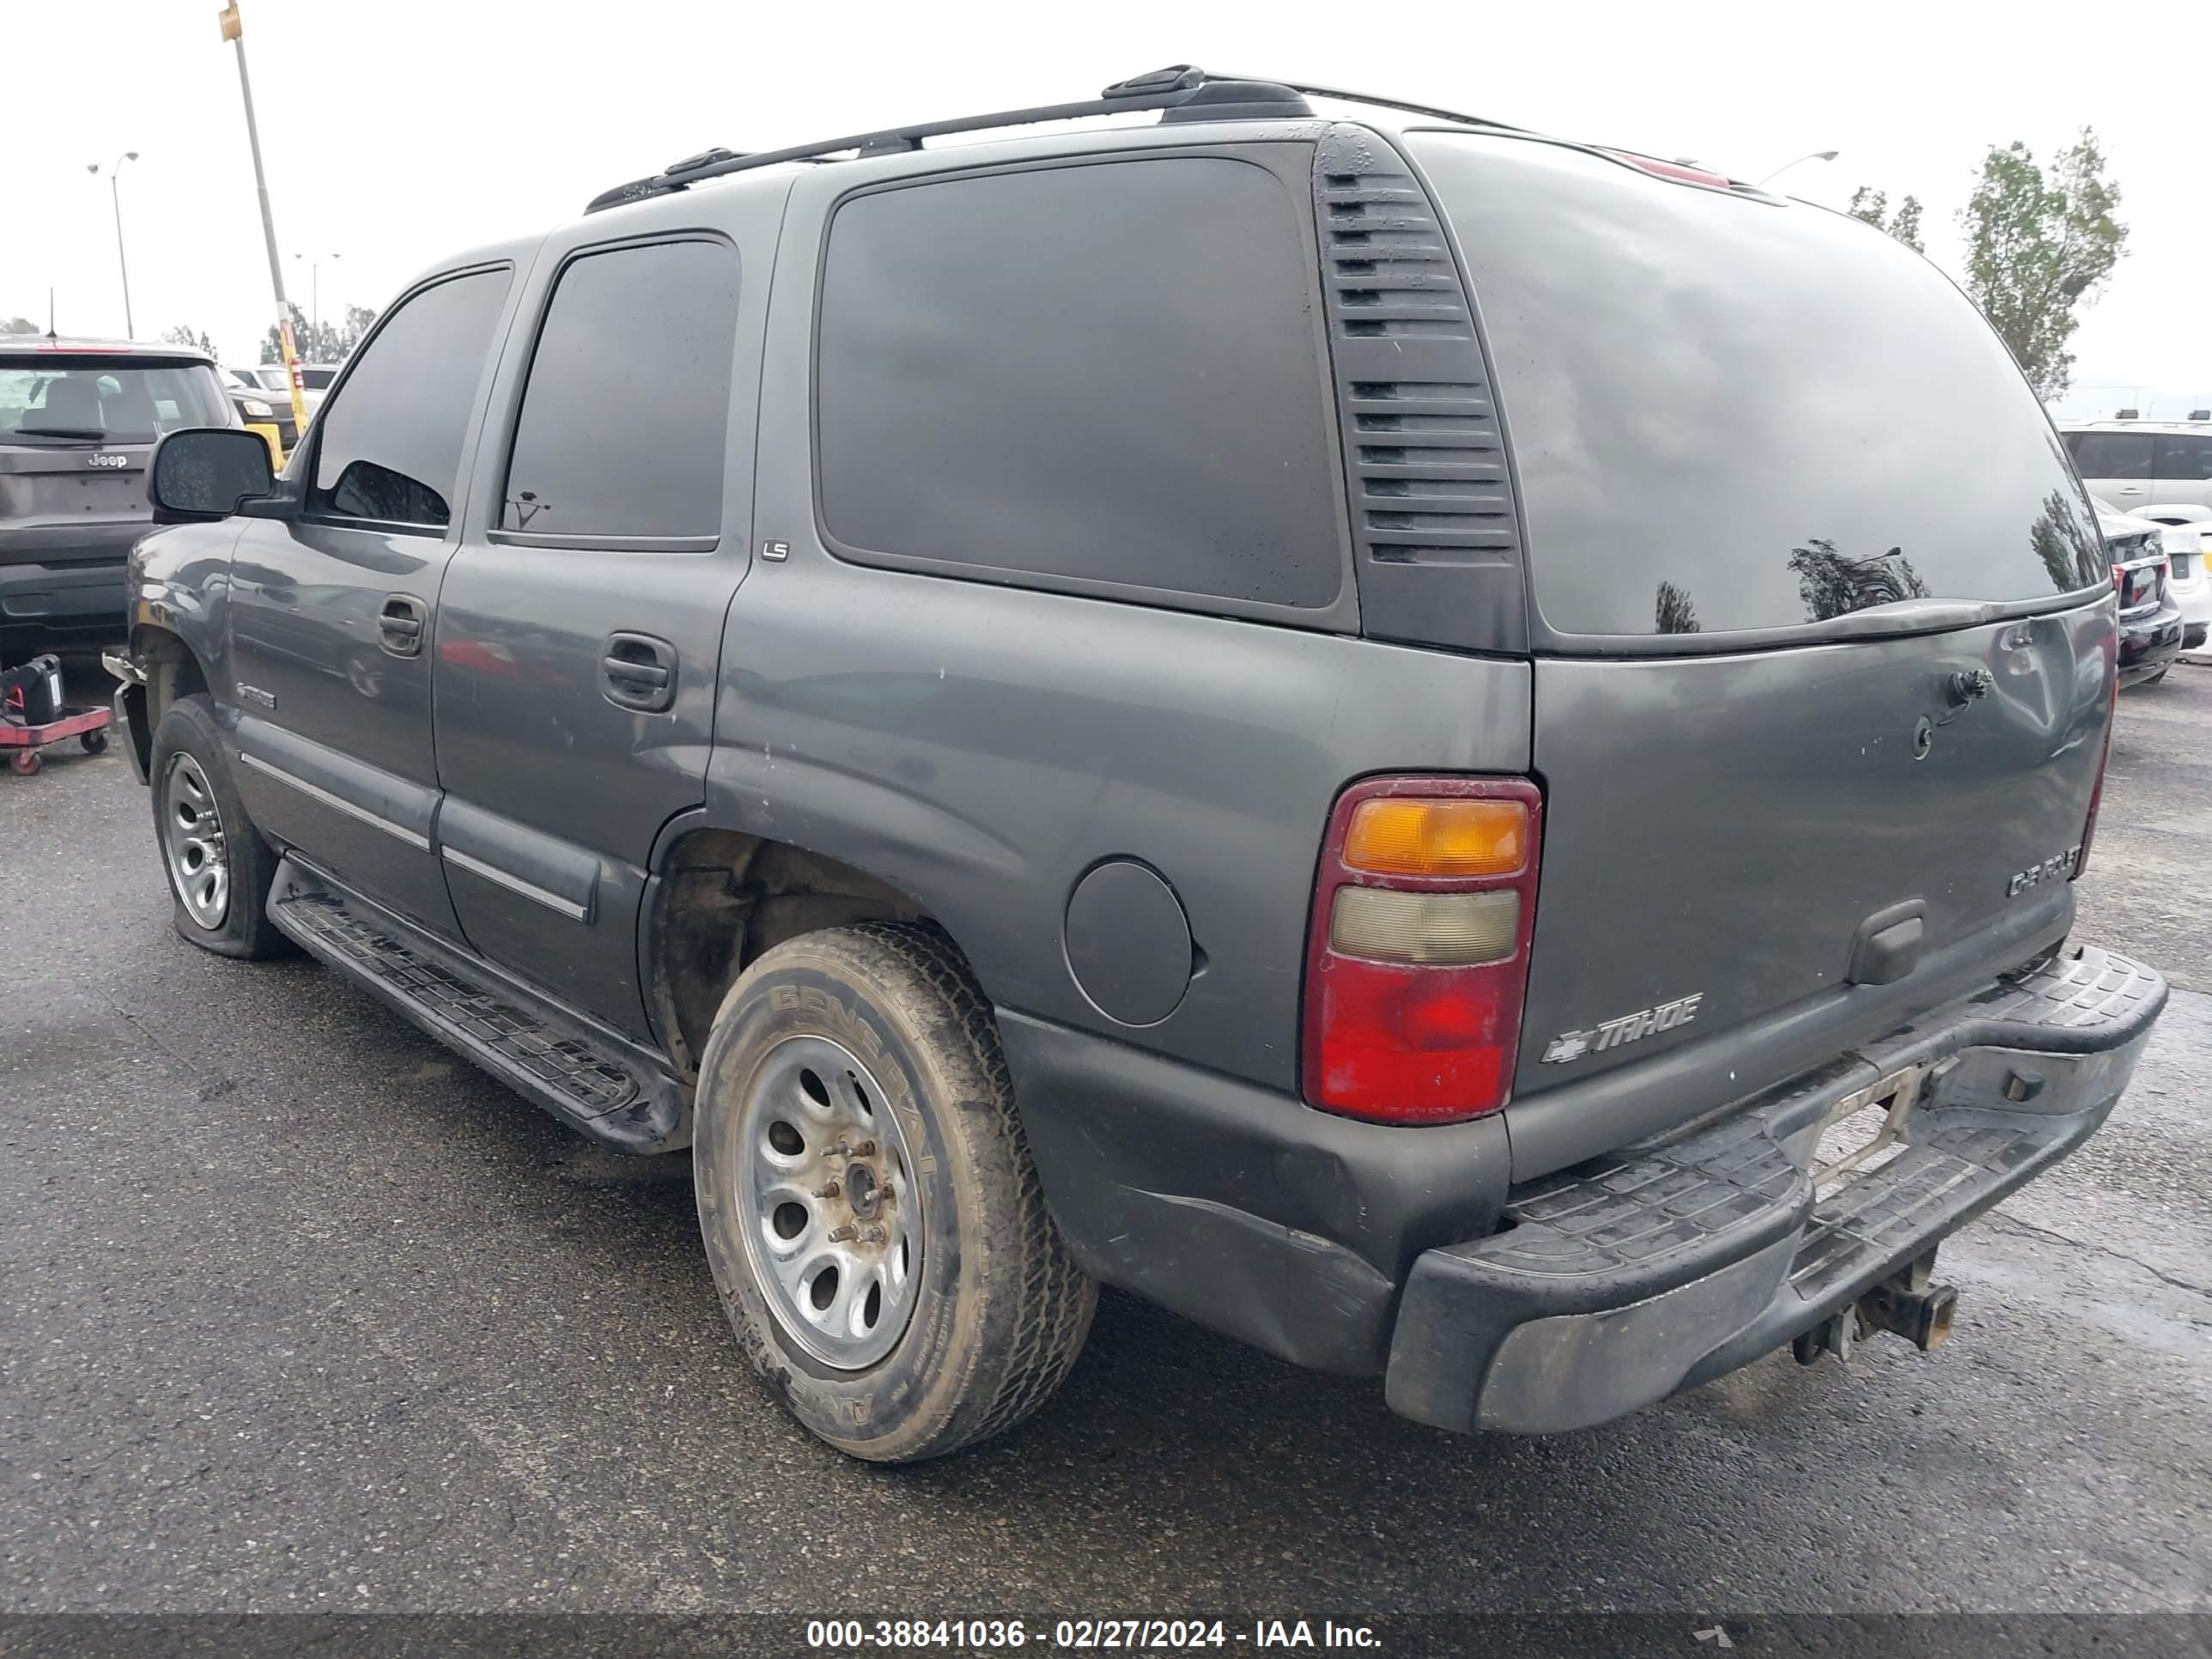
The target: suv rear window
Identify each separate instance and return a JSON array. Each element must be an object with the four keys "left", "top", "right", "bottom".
[
  {"left": 0, "top": 356, "right": 227, "bottom": 444},
  {"left": 1407, "top": 133, "right": 2106, "bottom": 638}
]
